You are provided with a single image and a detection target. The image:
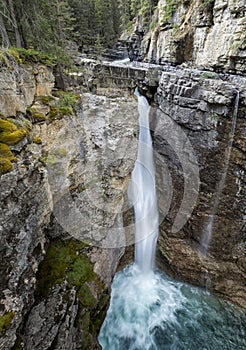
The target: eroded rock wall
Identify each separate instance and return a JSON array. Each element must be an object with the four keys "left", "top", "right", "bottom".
[
  {"left": 128, "top": 0, "right": 246, "bottom": 74},
  {"left": 153, "top": 68, "right": 245, "bottom": 307},
  {"left": 0, "top": 63, "right": 138, "bottom": 349}
]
